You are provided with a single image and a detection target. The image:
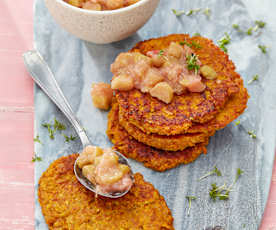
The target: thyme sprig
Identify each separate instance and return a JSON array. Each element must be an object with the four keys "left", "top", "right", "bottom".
[
  {"left": 209, "top": 183, "right": 230, "bottom": 201},
  {"left": 193, "top": 32, "right": 201, "bottom": 37},
  {"left": 258, "top": 45, "right": 267, "bottom": 54},
  {"left": 186, "top": 54, "right": 200, "bottom": 74},
  {"left": 53, "top": 118, "right": 66, "bottom": 131},
  {"left": 203, "top": 8, "right": 211, "bottom": 18},
  {"left": 171, "top": 9, "right": 186, "bottom": 17},
  {"left": 255, "top": 20, "right": 266, "bottom": 29},
  {"left": 42, "top": 122, "right": 55, "bottom": 139},
  {"left": 42, "top": 119, "right": 67, "bottom": 140},
  {"left": 32, "top": 154, "right": 42, "bottom": 163},
  {"left": 179, "top": 41, "right": 201, "bottom": 49},
  {"left": 186, "top": 196, "right": 196, "bottom": 216},
  {"left": 209, "top": 168, "right": 243, "bottom": 201},
  {"left": 172, "top": 8, "right": 210, "bottom": 17},
  {"left": 232, "top": 24, "right": 243, "bottom": 33},
  {"left": 232, "top": 20, "right": 266, "bottom": 36},
  {"left": 227, "top": 168, "right": 244, "bottom": 191},
  {"left": 63, "top": 134, "right": 77, "bottom": 142},
  {"left": 248, "top": 130, "right": 257, "bottom": 139},
  {"left": 247, "top": 28, "right": 253, "bottom": 35},
  {"left": 235, "top": 120, "right": 241, "bottom": 126},
  {"left": 34, "top": 135, "right": 42, "bottom": 144},
  {"left": 248, "top": 75, "right": 259, "bottom": 84},
  {"left": 218, "top": 33, "right": 231, "bottom": 53},
  {"left": 198, "top": 166, "right": 222, "bottom": 181},
  {"left": 186, "top": 8, "right": 201, "bottom": 16},
  {"left": 158, "top": 50, "right": 164, "bottom": 57}
]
